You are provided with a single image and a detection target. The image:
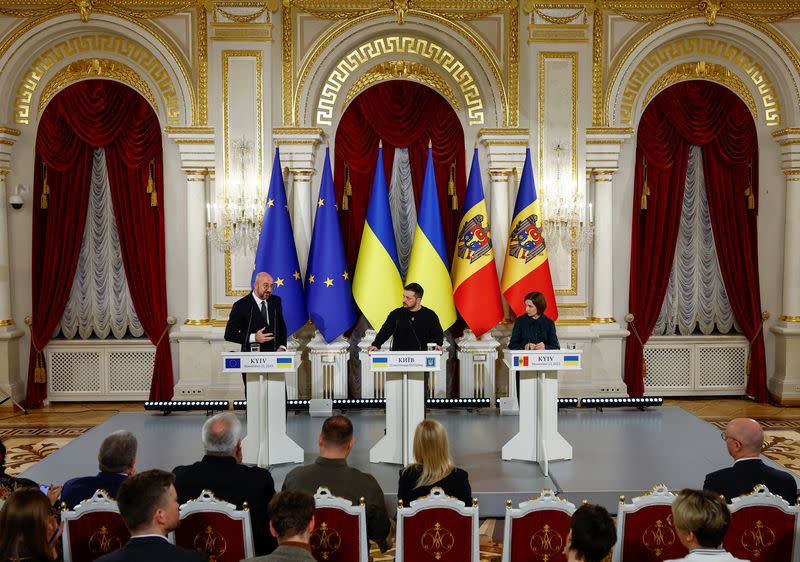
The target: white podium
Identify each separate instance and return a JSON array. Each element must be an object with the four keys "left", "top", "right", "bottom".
[
  {"left": 367, "top": 351, "right": 441, "bottom": 465},
  {"left": 222, "top": 352, "right": 304, "bottom": 467},
  {"left": 501, "top": 350, "right": 582, "bottom": 475}
]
